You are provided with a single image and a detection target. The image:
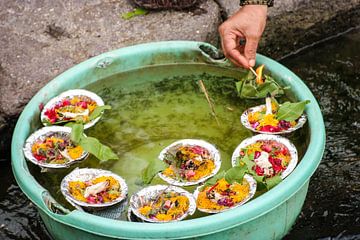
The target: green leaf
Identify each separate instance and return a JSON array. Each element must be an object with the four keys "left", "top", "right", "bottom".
[
  {"left": 79, "top": 137, "right": 119, "bottom": 162},
  {"left": 225, "top": 165, "right": 246, "bottom": 184},
  {"left": 89, "top": 105, "right": 112, "bottom": 120},
  {"left": 236, "top": 73, "right": 286, "bottom": 99},
  {"left": 235, "top": 81, "right": 243, "bottom": 93},
  {"left": 141, "top": 159, "right": 167, "bottom": 184},
  {"left": 265, "top": 175, "right": 282, "bottom": 189},
  {"left": 277, "top": 100, "right": 310, "bottom": 121},
  {"left": 241, "top": 154, "right": 255, "bottom": 172},
  {"left": 70, "top": 123, "right": 84, "bottom": 145},
  {"left": 246, "top": 167, "right": 265, "bottom": 183},
  {"left": 121, "top": 8, "right": 148, "bottom": 20},
  {"left": 204, "top": 171, "right": 226, "bottom": 187}
]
